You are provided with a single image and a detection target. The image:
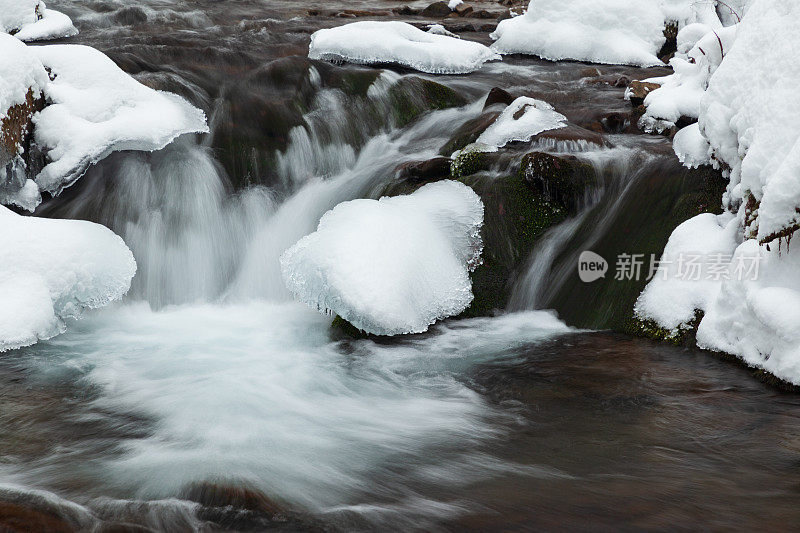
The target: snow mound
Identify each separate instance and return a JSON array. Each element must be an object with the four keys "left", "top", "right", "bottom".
[
  {"left": 31, "top": 44, "right": 209, "bottom": 196},
  {"left": 635, "top": 212, "right": 737, "bottom": 332},
  {"left": 476, "top": 96, "right": 567, "bottom": 149},
  {"left": 697, "top": 242, "right": 800, "bottom": 384},
  {"left": 309, "top": 21, "right": 500, "bottom": 75},
  {"left": 0, "top": 0, "right": 77, "bottom": 41},
  {"left": 281, "top": 180, "right": 484, "bottom": 336},
  {"left": 490, "top": 0, "right": 666, "bottom": 67},
  {"left": 700, "top": 0, "right": 800, "bottom": 243},
  {"left": 672, "top": 123, "right": 710, "bottom": 168},
  {"left": 0, "top": 205, "right": 136, "bottom": 352}
]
